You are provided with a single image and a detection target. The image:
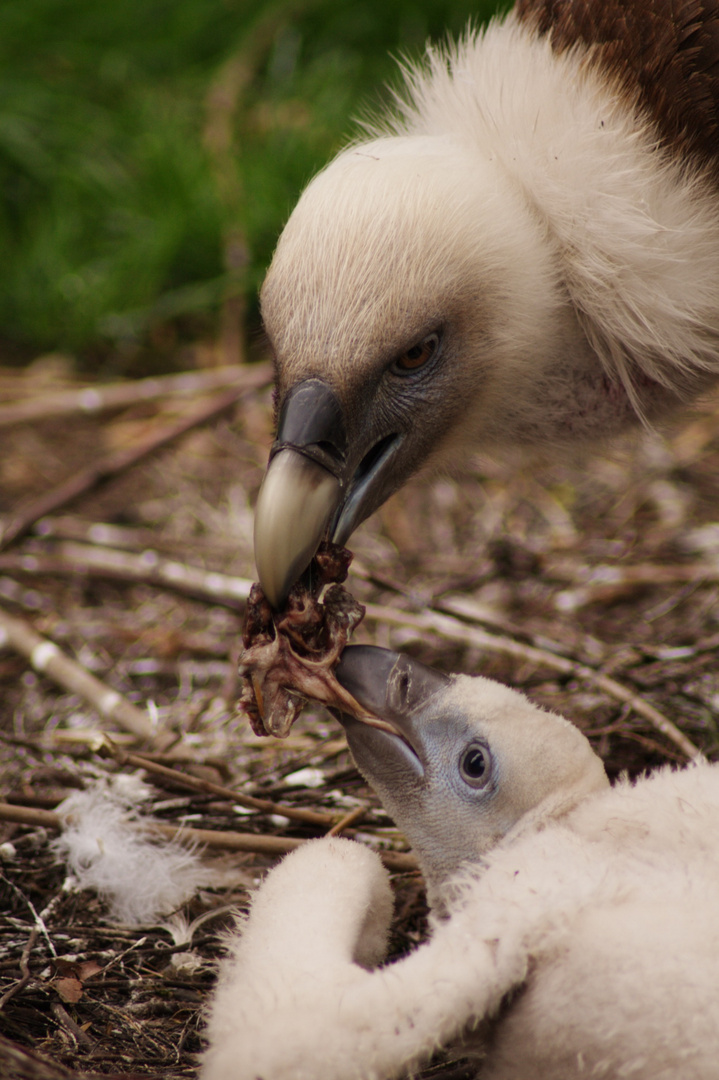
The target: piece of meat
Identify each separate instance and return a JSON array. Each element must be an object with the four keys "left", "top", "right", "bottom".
[{"left": 237, "top": 542, "right": 369, "bottom": 737}]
